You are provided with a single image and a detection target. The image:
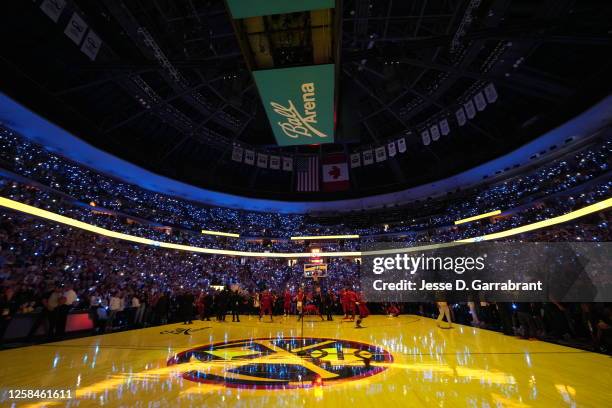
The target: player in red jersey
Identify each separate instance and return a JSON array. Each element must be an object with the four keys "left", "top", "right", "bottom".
[
  {"left": 344, "top": 287, "right": 357, "bottom": 321},
  {"left": 283, "top": 288, "right": 292, "bottom": 317},
  {"left": 355, "top": 291, "right": 370, "bottom": 328},
  {"left": 386, "top": 303, "right": 400, "bottom": 317},
  {"left": 259, "top": 289, "right": 274, "bottom": 322},
  {"left": 340, "top": 289, "right": 348, "bottom": 318}
]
